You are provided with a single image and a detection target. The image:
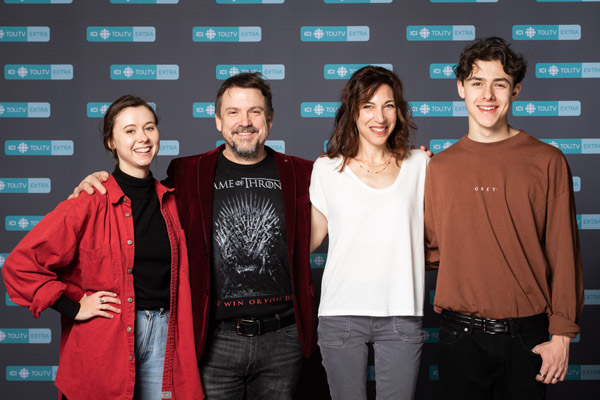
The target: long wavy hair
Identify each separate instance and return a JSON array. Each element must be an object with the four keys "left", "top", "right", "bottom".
[{"left": 326, "top": 66, "right": 416, "bottom": 171}]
